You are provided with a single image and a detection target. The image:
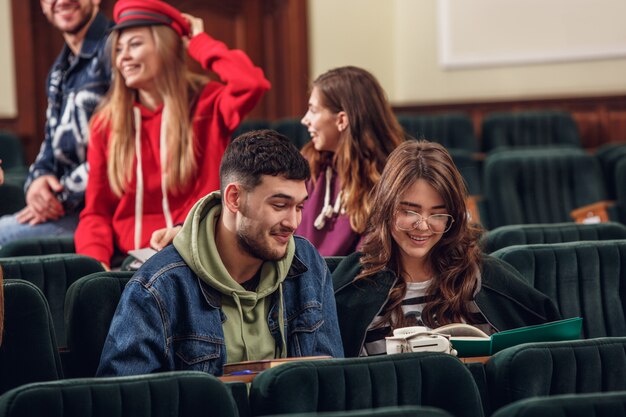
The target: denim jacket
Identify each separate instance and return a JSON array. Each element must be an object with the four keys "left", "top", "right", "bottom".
[
  {"left": 97, "top": 236, "right": 344, "bottom": 377},
  {"left": 24, "top": 12, "right": 112, "bottom": 213}
]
